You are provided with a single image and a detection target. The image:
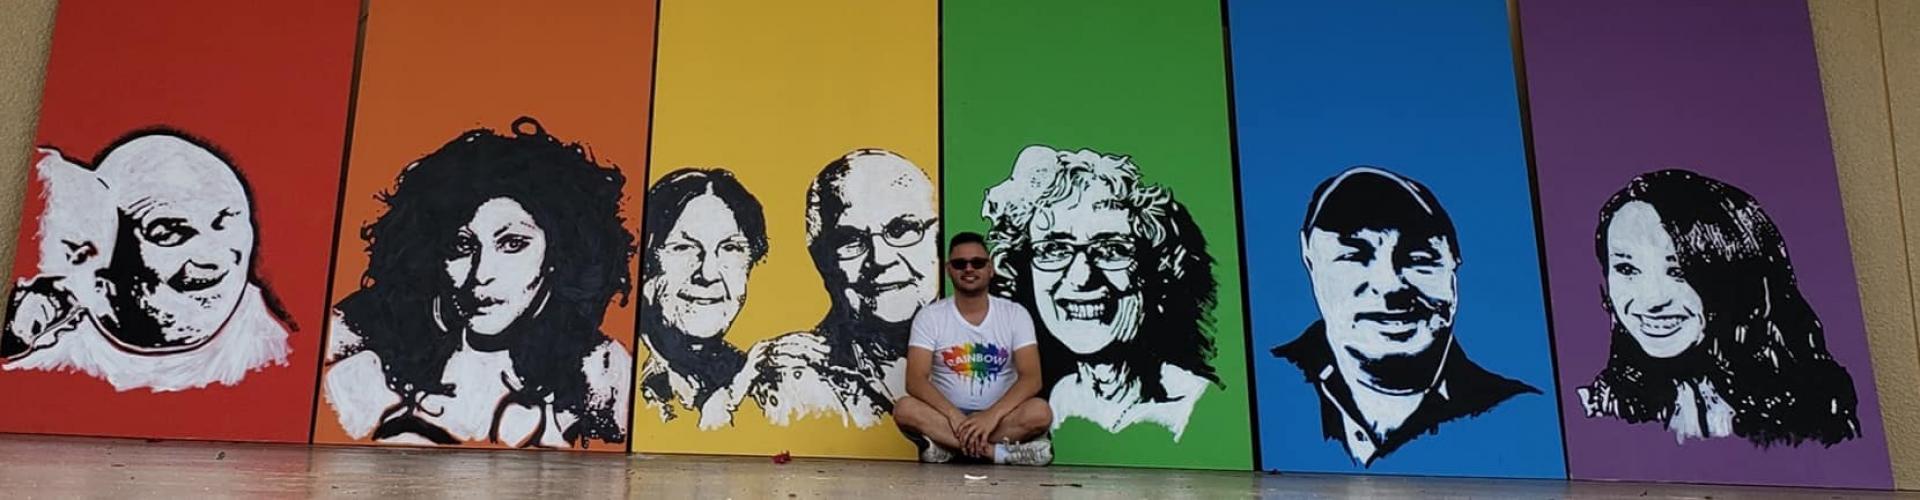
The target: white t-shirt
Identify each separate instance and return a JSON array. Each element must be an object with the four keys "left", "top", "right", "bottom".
[{"left": 907, "top": 296, "right": 1037, "bottom": 411}]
